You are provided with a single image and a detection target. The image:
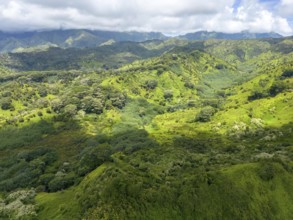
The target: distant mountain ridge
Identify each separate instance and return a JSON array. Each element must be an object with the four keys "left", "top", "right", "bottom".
[
  {"left": 179, "top": 31, "right": 283, "bottom": 40},
  {"left": 0, "top": 29, "right": 285, "bottom": 53},
  {"left": 0, "top": 29, "right": 167, "bottom": 53}
]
